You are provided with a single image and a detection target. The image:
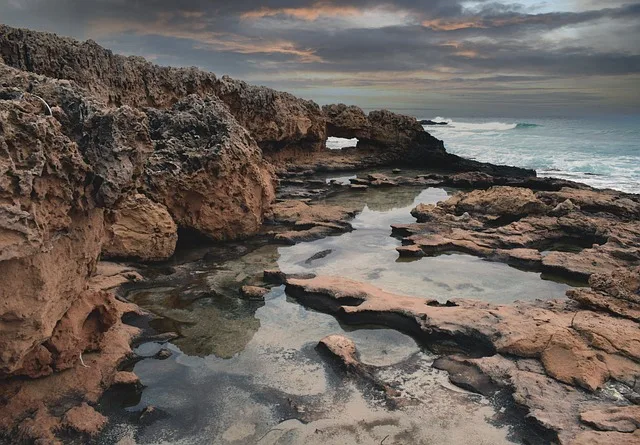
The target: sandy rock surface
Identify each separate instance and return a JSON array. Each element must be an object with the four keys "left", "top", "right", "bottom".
[
  {"left": 103, "top": 194, "right": 177, "bottom": 261},
  {"left": 397, "top": 186, "right": 640, "bottom": 281},
  {"left": 286, "top": 274, "right": 640, "bottom": 444}
]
